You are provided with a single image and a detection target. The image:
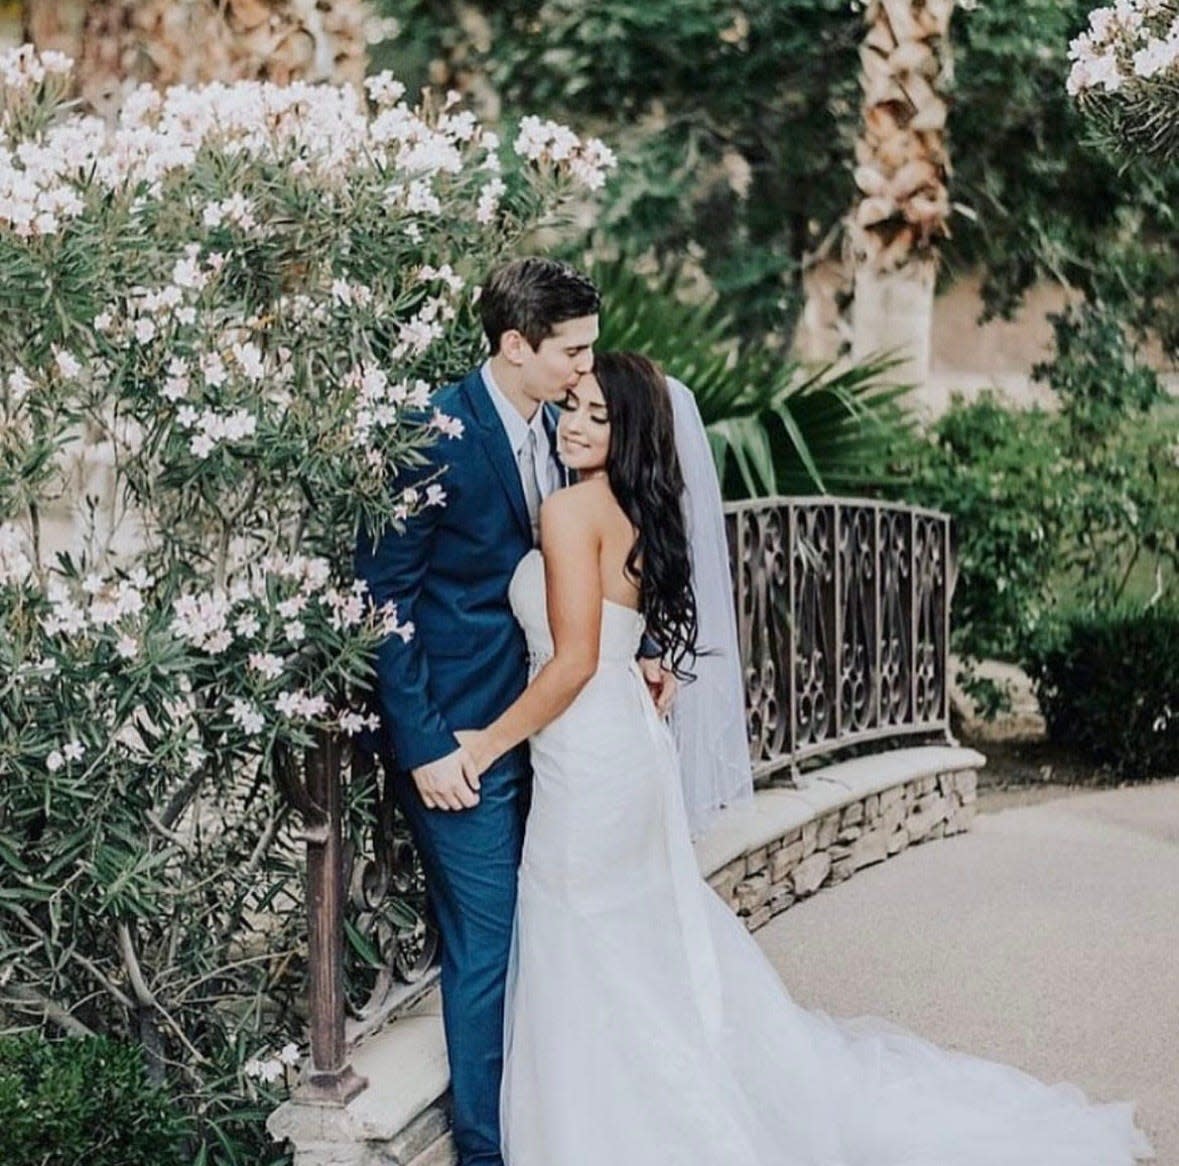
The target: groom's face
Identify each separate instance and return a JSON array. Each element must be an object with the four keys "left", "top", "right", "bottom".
[{"left": 518, "top": 314, "right": 598, "bottom": 404}]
